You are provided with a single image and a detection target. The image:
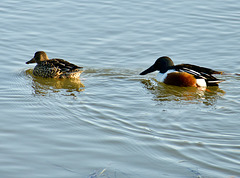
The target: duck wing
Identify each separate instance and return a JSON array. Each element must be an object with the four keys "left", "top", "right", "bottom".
[
  {"left": 49, "top": 59, "right": 83, "bottom": 72},
  {"left": 173, "top": 64, "right": 224, "bottom": 85}
]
